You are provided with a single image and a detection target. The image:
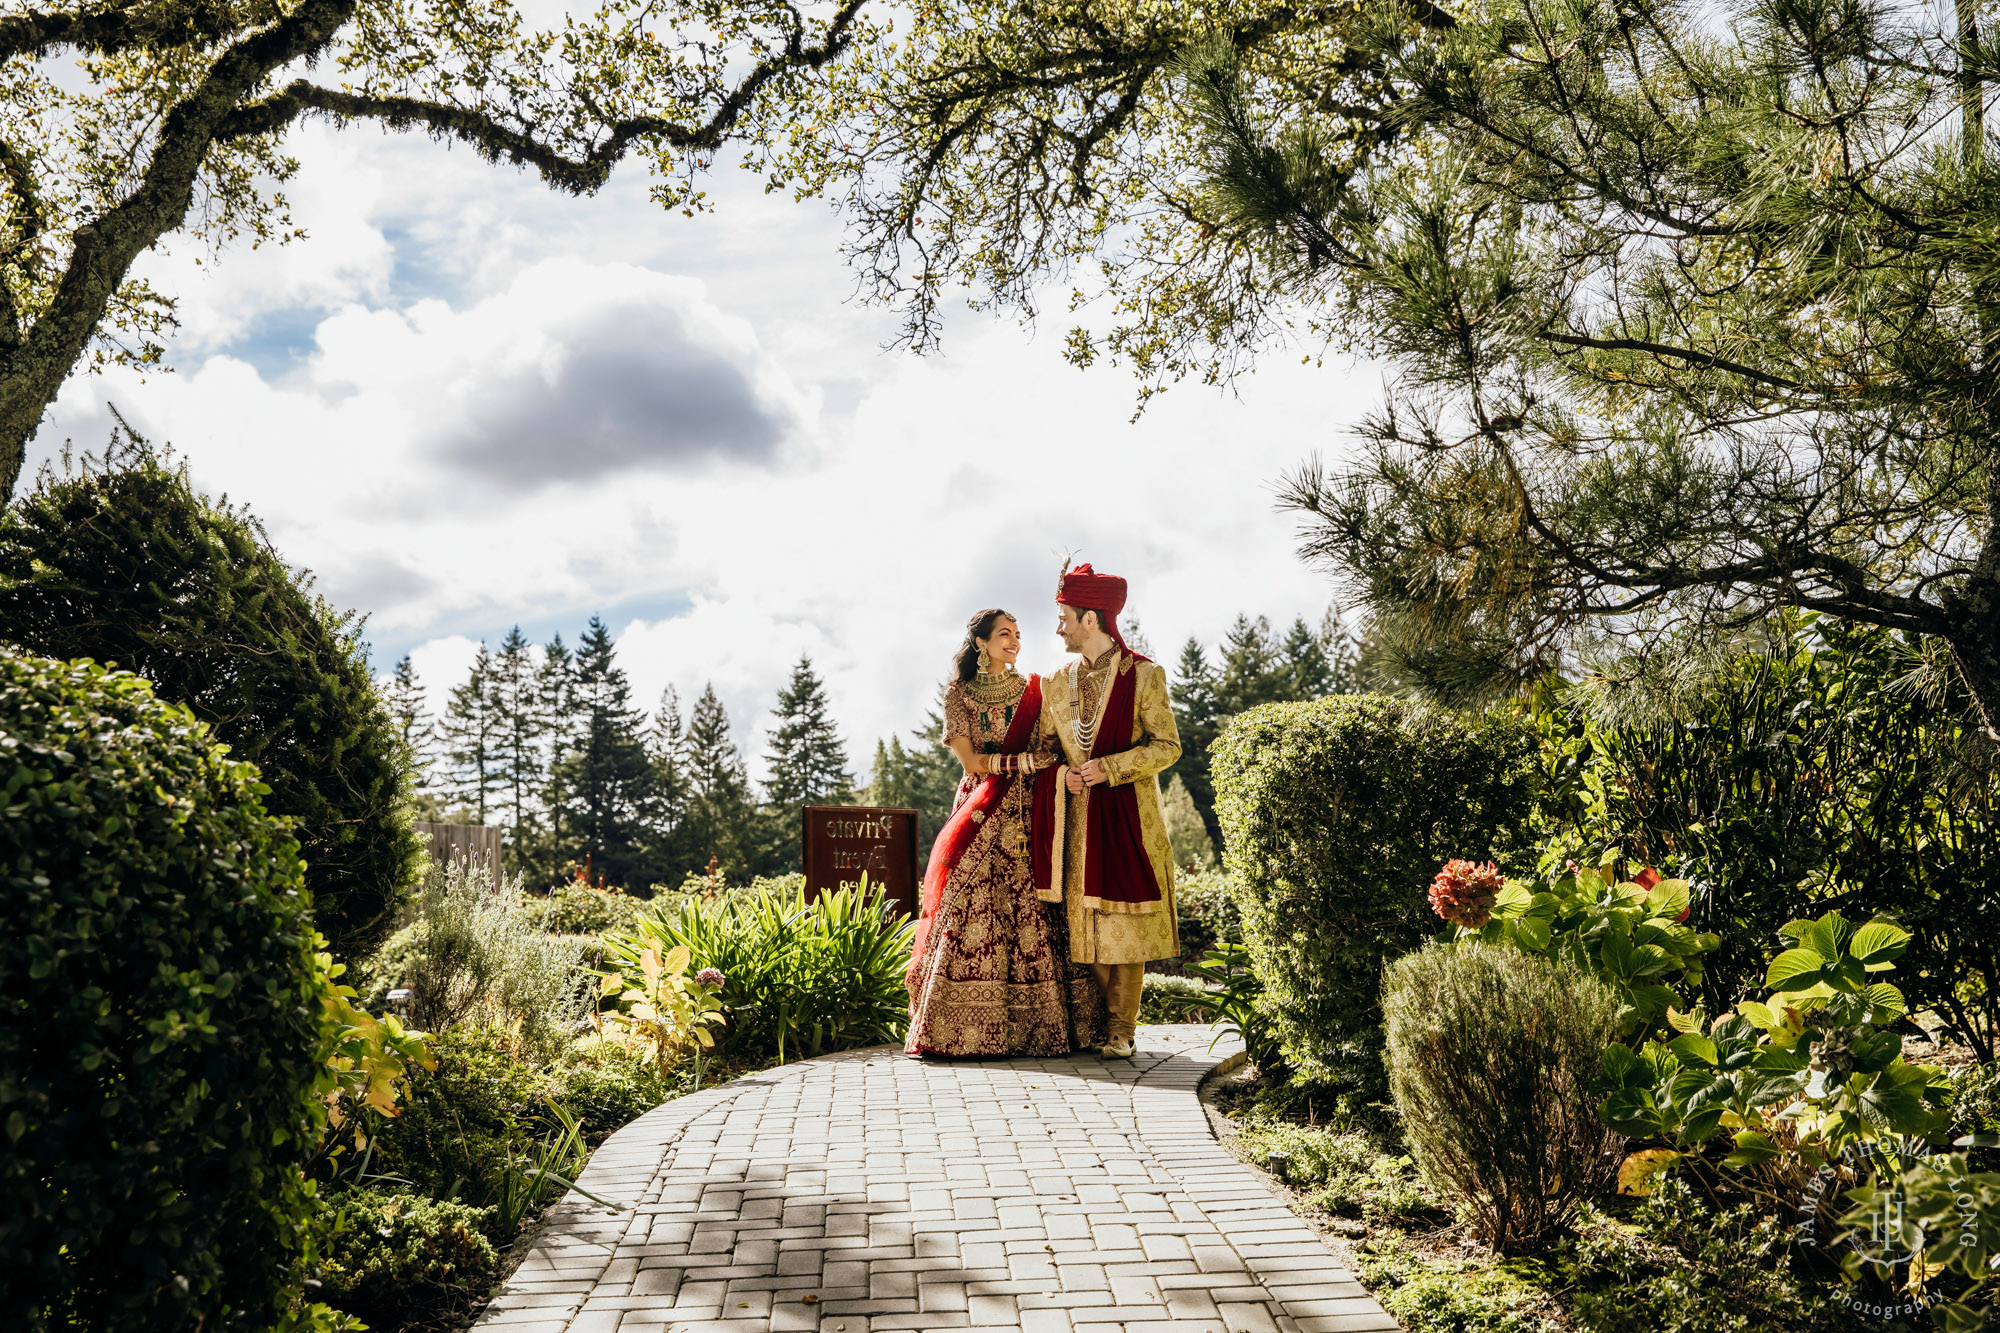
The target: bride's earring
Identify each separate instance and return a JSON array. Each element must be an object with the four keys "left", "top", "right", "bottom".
[{"left": 976, "top": 644, "right": 993, "bottom": 672}]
